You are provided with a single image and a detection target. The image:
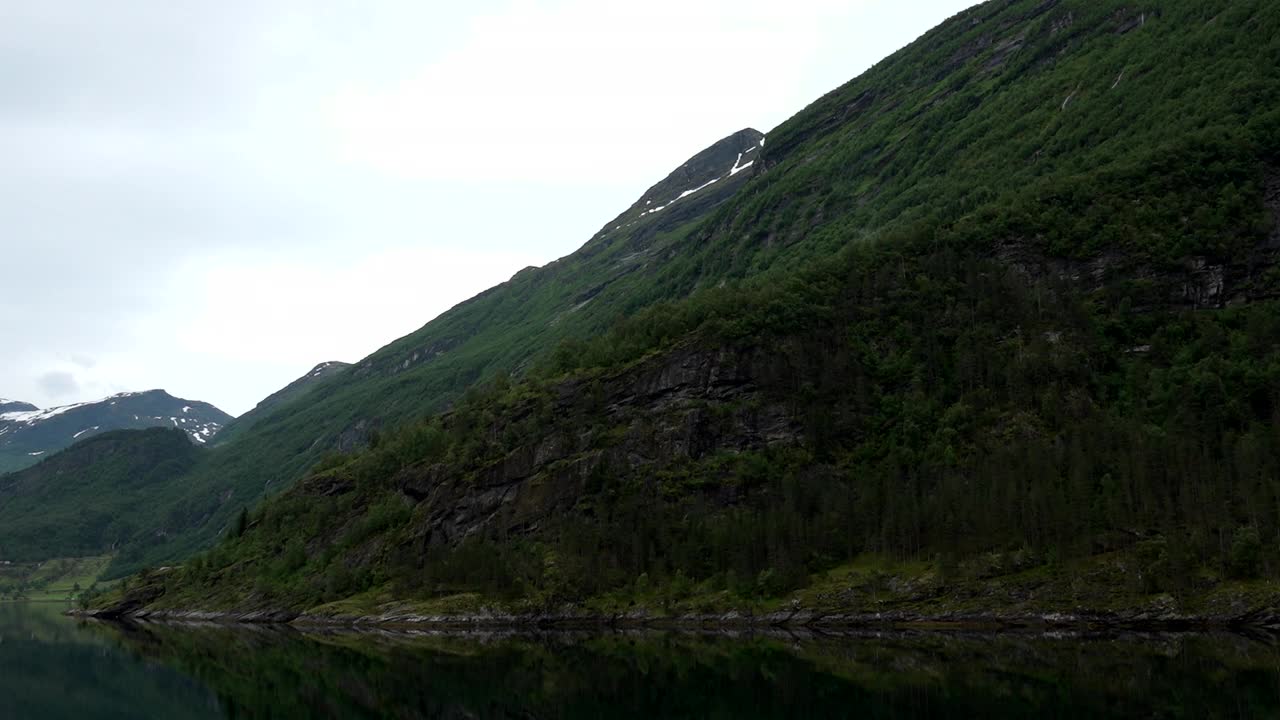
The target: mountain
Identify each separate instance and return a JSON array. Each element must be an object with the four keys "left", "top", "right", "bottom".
[
  {"left": 0, "top": 391, "right": 231, "bottom": 474},
  {"left": 92, "top": 0, "right": 1280, "bottom": 622},
  {"left": 0, "top": 428, "right": 200, "bottom": 561},
  {"left": 212, "top": 361, "right": 351, "bottom": 445},
  {"left": 0, "top": 365, "right": 347, "bottom": 563},
  {"left": 78, "top": 126, "right": 773, "bottom": 575},
  {"left": 0, "top": 400, "right": 36, "bottom": 415}
]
